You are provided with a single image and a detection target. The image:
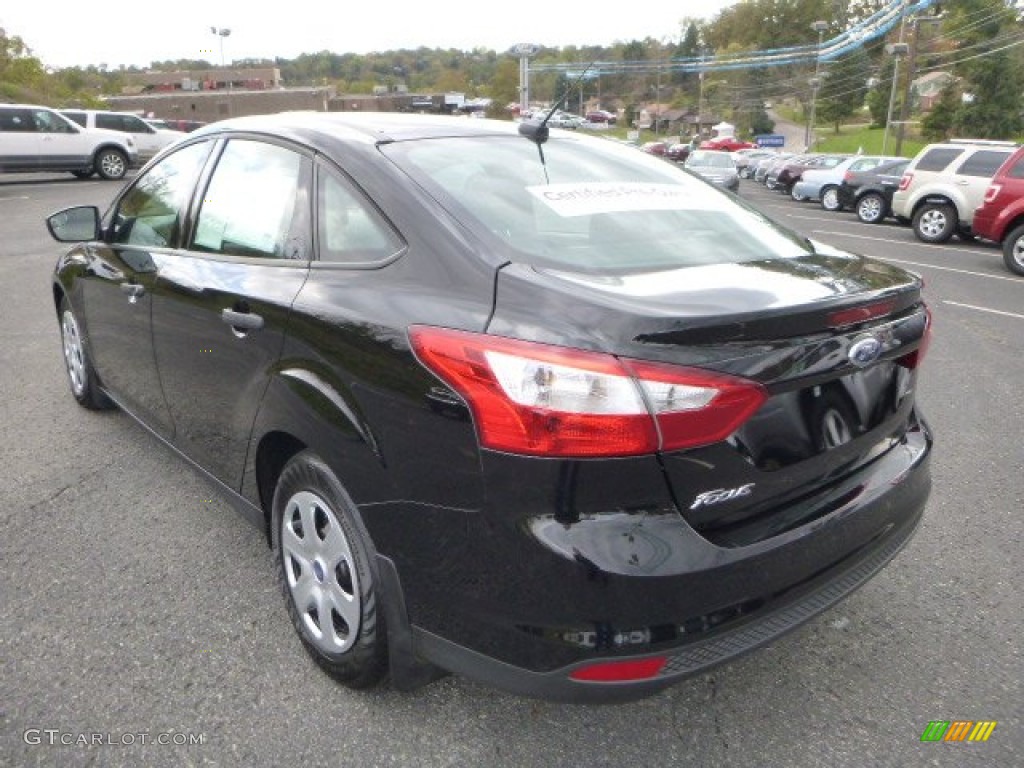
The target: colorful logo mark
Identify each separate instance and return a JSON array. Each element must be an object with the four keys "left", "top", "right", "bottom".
[{"left": 921, "top": 721, "right": 997, "bottom": 742}]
